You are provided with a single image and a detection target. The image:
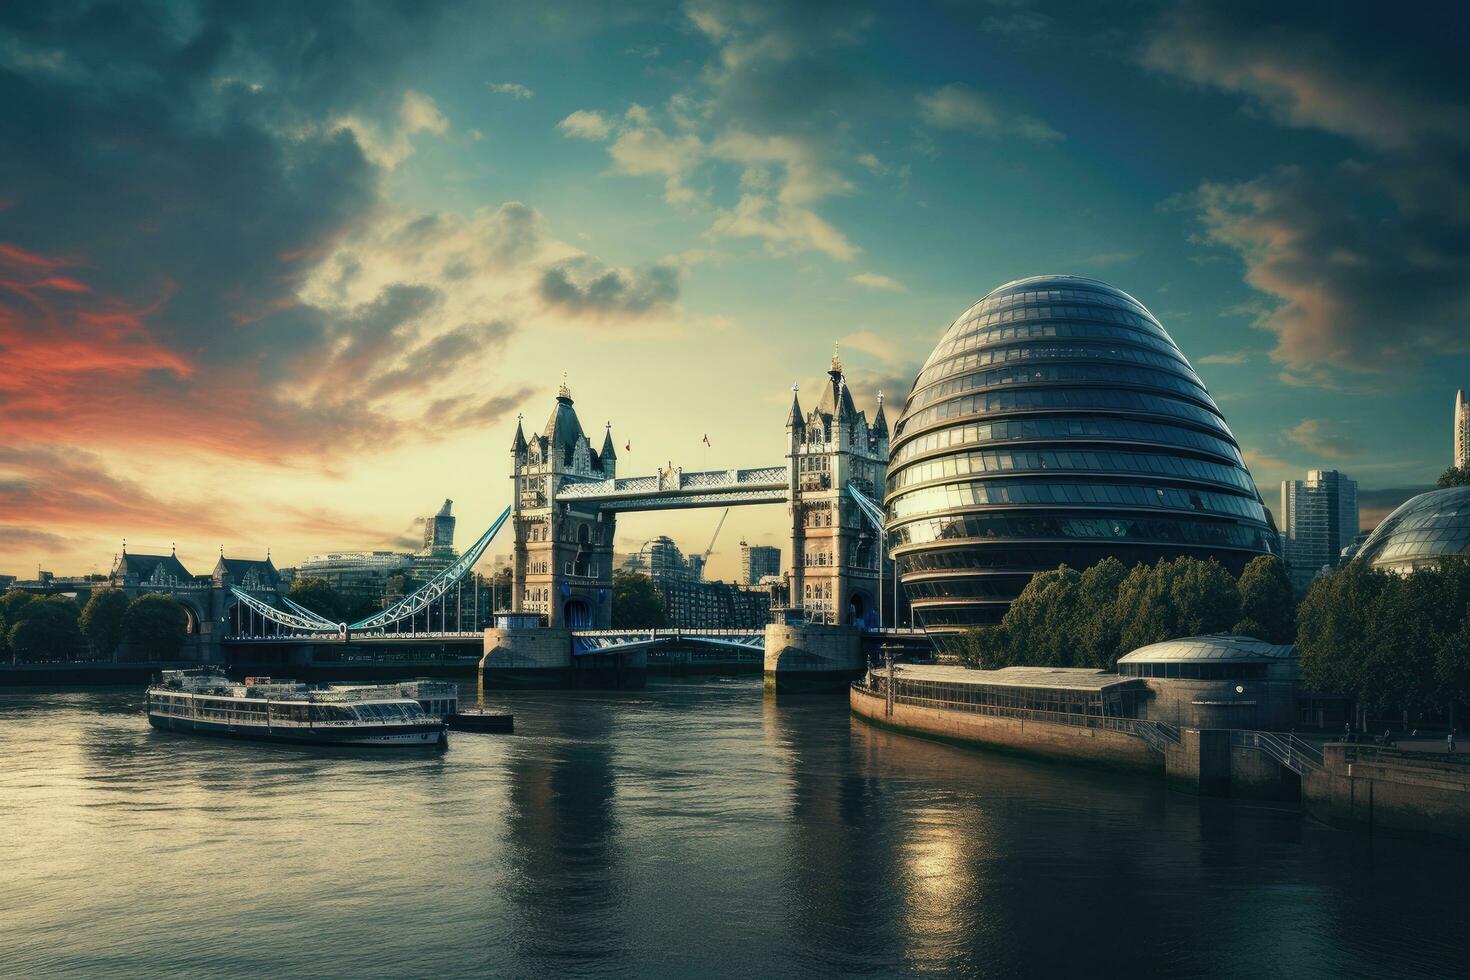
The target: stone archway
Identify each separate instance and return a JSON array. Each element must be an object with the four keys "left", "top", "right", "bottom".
[{"left": 563, "top": 597, "right": 592, "bottom": 628}]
